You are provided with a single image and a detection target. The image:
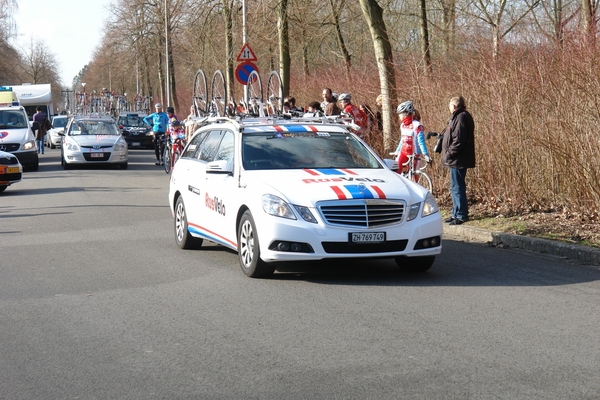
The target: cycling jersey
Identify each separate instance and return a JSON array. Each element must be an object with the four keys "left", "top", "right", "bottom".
[
  {"left": 395, "top": 115, "right": 429, "bottom": 170},
  {"left": 343, "top": 104, "right": 368, "bottom": 130},
  {"left": 143, "top": 112, "right": 169, "bottom": 133}
]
